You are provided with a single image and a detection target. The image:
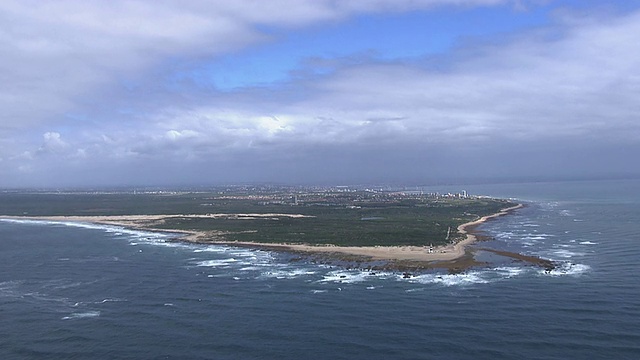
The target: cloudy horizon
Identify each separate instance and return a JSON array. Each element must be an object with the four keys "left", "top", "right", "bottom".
[{"left": 1, "top": 0, "right": 639, "bottom": 188}]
